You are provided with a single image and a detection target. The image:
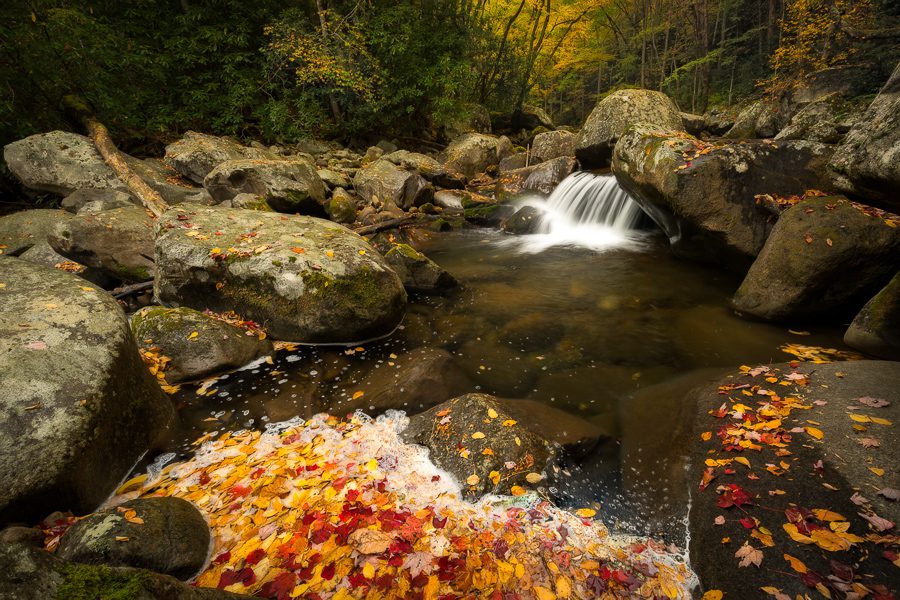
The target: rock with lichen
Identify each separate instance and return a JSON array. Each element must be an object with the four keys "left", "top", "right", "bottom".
[{"left": 384, "top": 244, "right": 457, "bottom": 294}]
